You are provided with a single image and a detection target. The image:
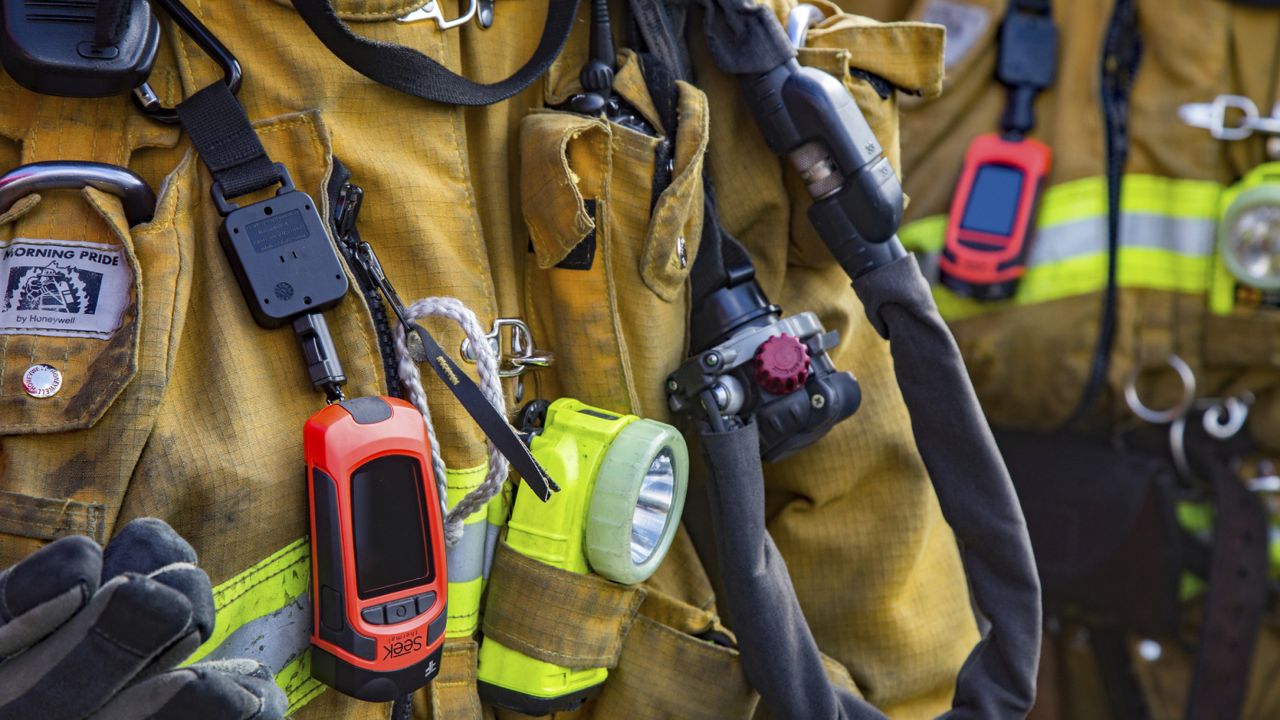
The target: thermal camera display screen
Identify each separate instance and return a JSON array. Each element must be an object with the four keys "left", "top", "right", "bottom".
[
  {"left": 351, "top": 455, "right": 434, "bottom": 599},
  {"left": 960, "top": 164, "right": 1025, "bottom": 236}
]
